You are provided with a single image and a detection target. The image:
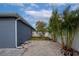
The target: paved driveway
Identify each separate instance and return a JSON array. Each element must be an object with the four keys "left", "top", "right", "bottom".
[{"left": 0, "top": 40, "right": 63, "bottom": 56}]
